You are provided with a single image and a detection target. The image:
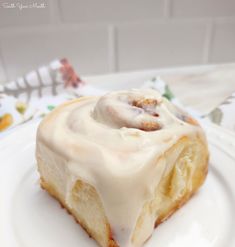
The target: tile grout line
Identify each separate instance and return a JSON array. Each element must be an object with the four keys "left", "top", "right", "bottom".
[
  {"left": 49, "top": 0, "right": 62, "bottom": 25},
  {"left": 164, "top": 0, "right": 171, "bottom": 19},
  {"left": 0, "top": 43, "right": 9, "bottom": 82},
  {"left": 114, "top": 26, "right": 120, "bottom": 72},
  {"left": 108, "top": 25, "right": 118, "bottom": 73},
  {"left": 203, "top": 19, "right": 215, "bottom": 63}
]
